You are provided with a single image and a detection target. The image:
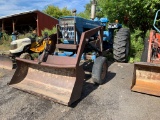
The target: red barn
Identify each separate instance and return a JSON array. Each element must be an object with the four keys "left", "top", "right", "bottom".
[{"left": 0, "top": 10, "right": 58, "bottom": 36}]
